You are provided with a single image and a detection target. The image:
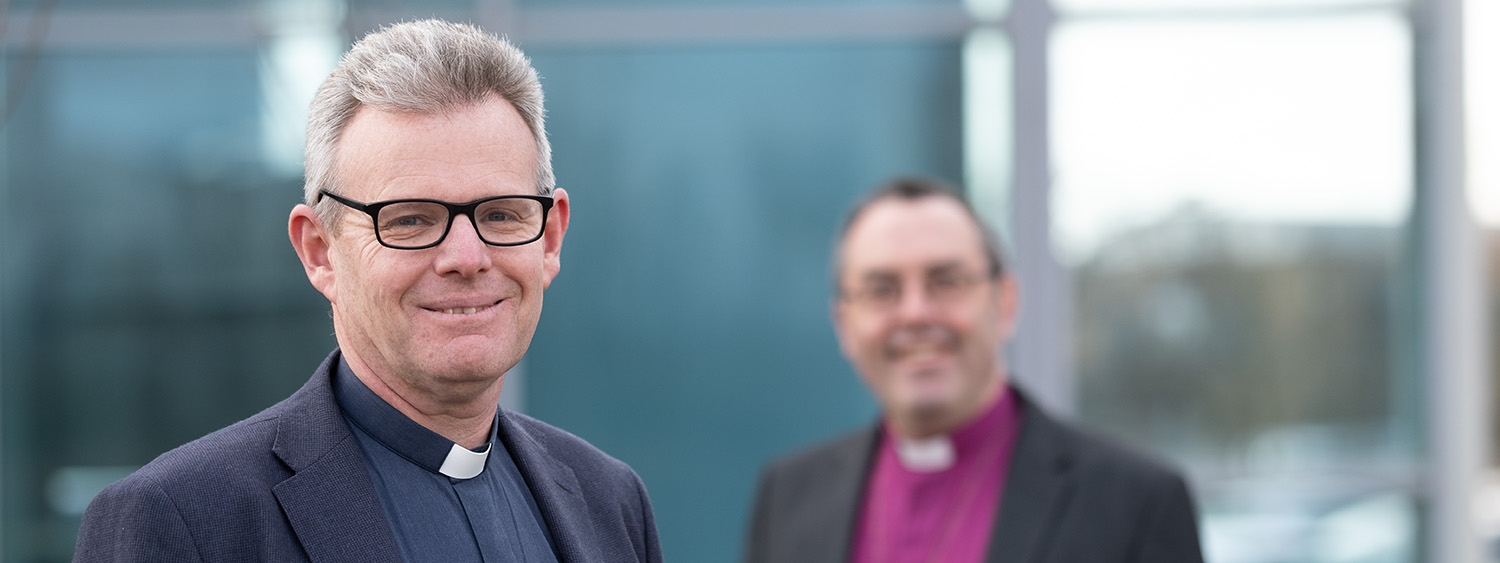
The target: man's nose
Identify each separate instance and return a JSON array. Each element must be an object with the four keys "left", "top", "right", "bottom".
[
  {"left": 433, "top": 213, "right": 494, "bottom": 276},
  {"left": 894, "top": 282, "right": 939, "bottom": 321}
]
